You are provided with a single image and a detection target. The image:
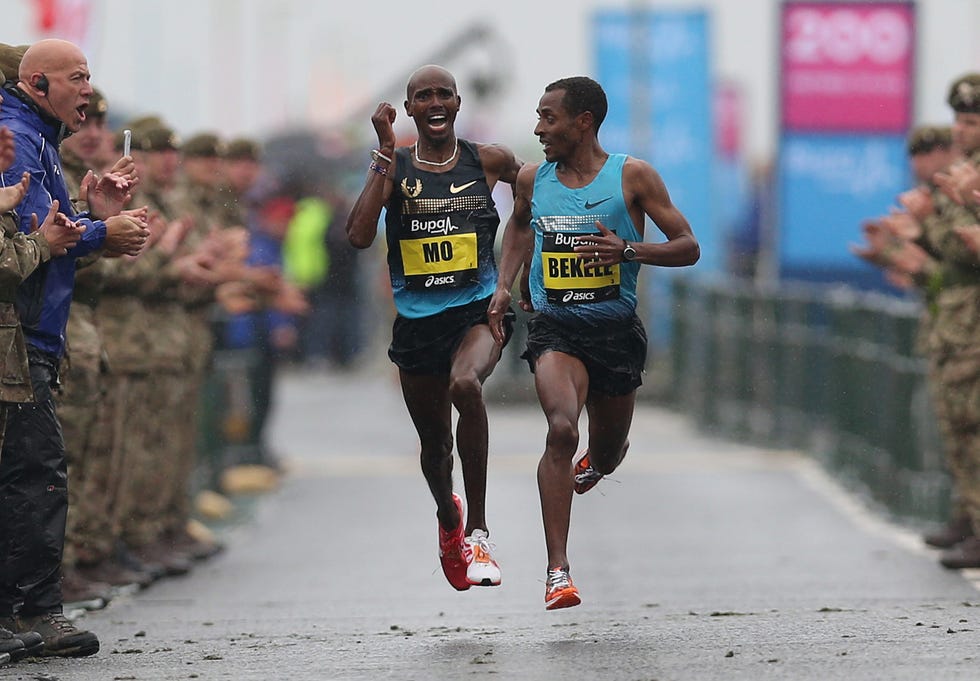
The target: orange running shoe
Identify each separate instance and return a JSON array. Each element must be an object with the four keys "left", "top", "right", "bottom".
[
  {"left": 438, "top": 494, "right": 472, "bottom": 591},
  {"left": 573, "top": 449, "right": 603, "bottom": 494},
  {"left": 465, "top": 529, "right": 501, "bottom": 586},
  {"left": 544, "top": 567, "right": 581, "bottom": 610}
]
